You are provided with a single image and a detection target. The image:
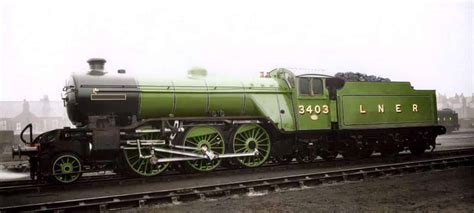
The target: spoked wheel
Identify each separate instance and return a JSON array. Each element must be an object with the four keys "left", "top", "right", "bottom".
[
  {"left": 51, "top": 153, "right": 82, "bottom": 184},
  {"left": 232, "top": 124, "right": 271, "bottom": 168},
  {"left": 183, "top": 126, "right": 225, "bottom": 172},
  {"left": 123, "top": 132, "right": 169, "bottom": 177}
]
